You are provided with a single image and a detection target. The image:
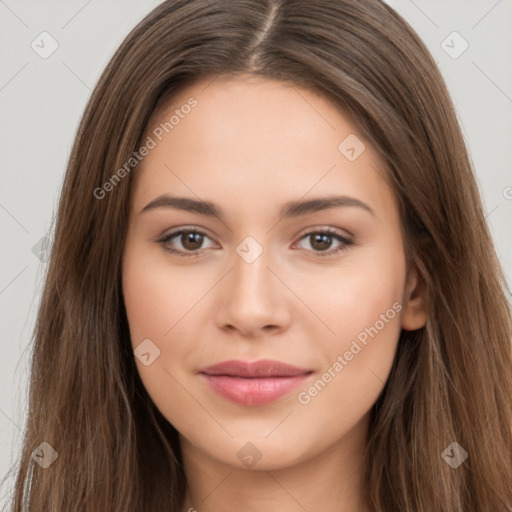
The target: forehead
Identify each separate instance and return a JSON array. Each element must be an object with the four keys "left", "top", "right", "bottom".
[
  {"left": 131, "top": 75, "right": 396, "bottom": 221},
  {"left": 146, "top": 74, "right": 360, "bottom": 155}
]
